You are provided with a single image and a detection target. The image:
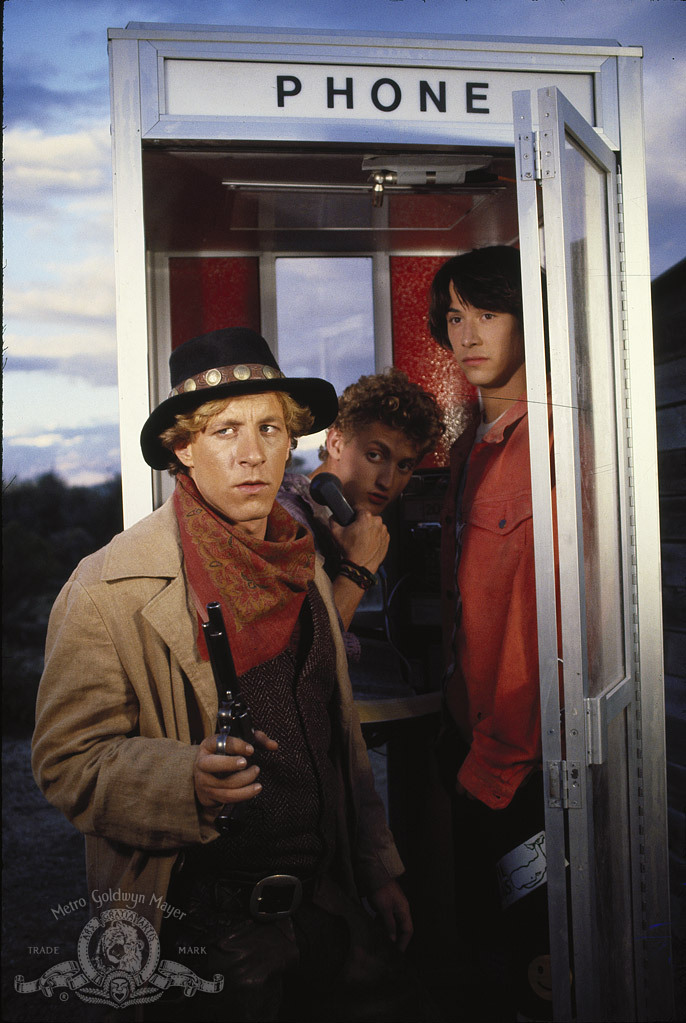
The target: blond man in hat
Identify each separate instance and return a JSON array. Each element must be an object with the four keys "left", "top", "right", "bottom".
[{"left": 32, "top": 328, "right": 417, "bottom": 1021}]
